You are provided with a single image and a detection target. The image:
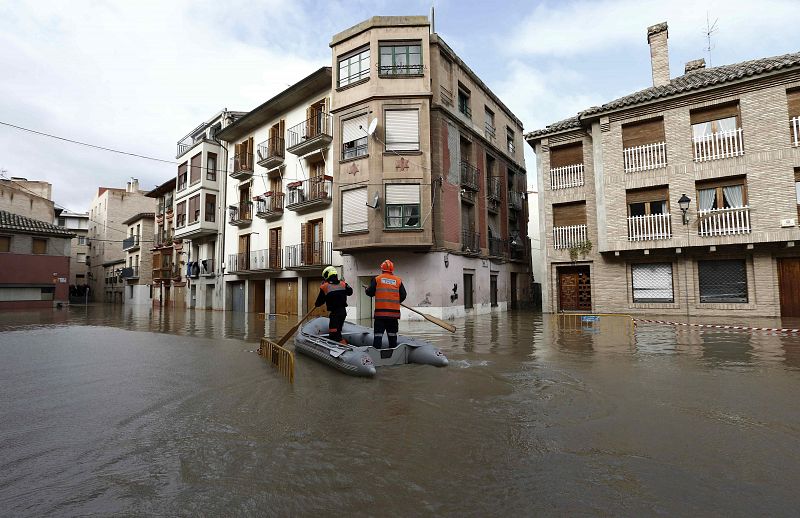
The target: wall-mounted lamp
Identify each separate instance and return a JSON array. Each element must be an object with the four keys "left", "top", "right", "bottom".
[
  {"left": 443, "top": 252, "right": 449, "bottom": 268},
  {"left": 678, "top": 193, "right": 691, "bottom": 225}
]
